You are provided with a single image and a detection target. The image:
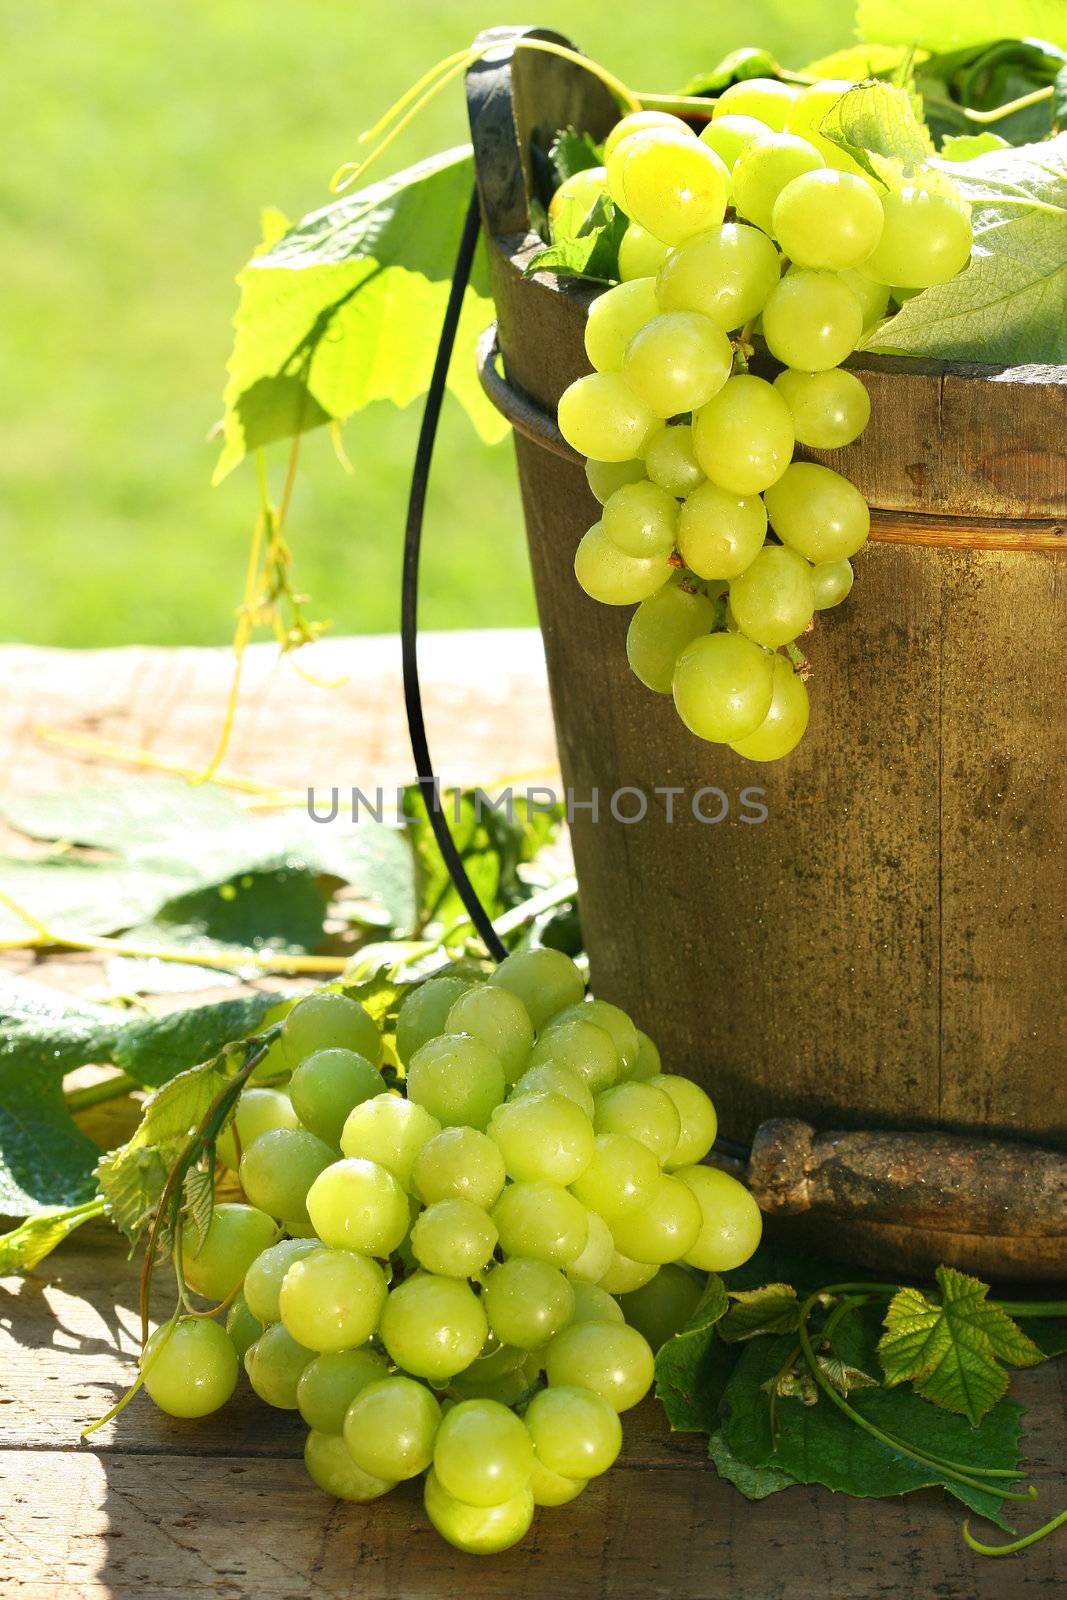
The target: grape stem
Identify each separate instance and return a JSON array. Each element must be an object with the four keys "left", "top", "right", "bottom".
[
  {"left": 64, "top": 1072, "right": 139, "bottom": 1113},
  {"left": 963, "top": 1508, "right": 1067, "bottom": 1556}
]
